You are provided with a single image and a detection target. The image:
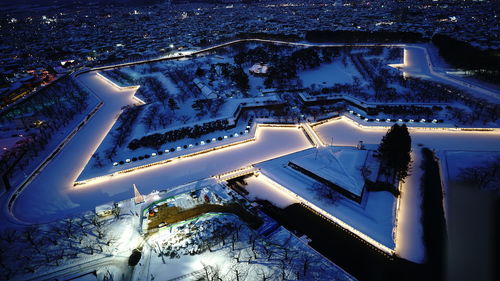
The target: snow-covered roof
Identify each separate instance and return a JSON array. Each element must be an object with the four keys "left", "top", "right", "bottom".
[
  {"left": 95, "top": 203, "right": 114, "bottom": 215},
  {"left": 249, "top": 63, "right": 268, "bottom": 74},
  {"left": 289, "top": 147, "right": 368, "bottom": 197}
]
